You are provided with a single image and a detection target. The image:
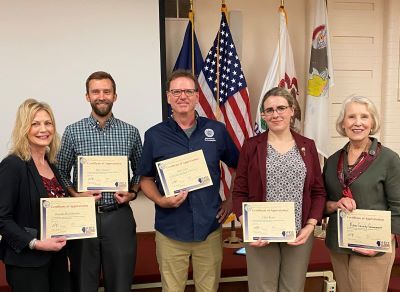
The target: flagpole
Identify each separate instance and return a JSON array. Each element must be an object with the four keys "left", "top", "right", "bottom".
[
  {"left": 189, "top": 0, "right": 195, "bottom": 76},
  {"left": 218, "top": 2, "right": 242, "bottom": 248},
  {"left": 215, "top": 3, "right": 223, "bottom": 120}
]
